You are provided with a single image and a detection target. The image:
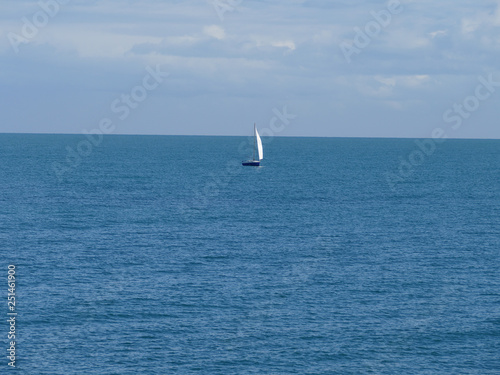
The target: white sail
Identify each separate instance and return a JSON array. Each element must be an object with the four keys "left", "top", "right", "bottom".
[{"left": 255, "top": 126, "right": 263, "bottom": 160}]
